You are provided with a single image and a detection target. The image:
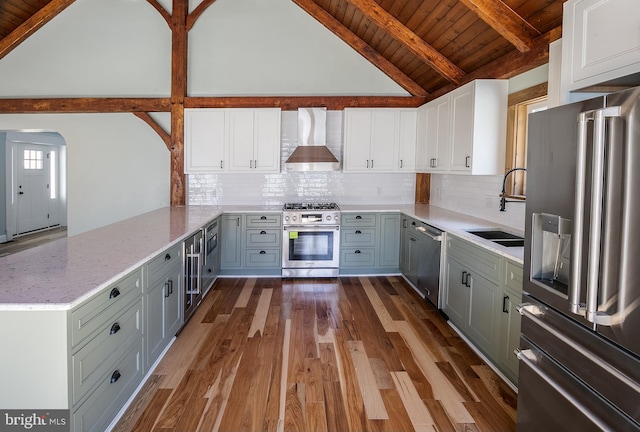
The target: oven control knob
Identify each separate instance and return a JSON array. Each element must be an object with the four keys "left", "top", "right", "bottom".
[
  {"left": 292, "top": 215, "right": 297, "bottom": 221},
  {"left": 326, "top": 215, "right": 332, "bottom": 221},
  {"left": 285, "top": 216, "right": 290, "bottom": 222}
]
